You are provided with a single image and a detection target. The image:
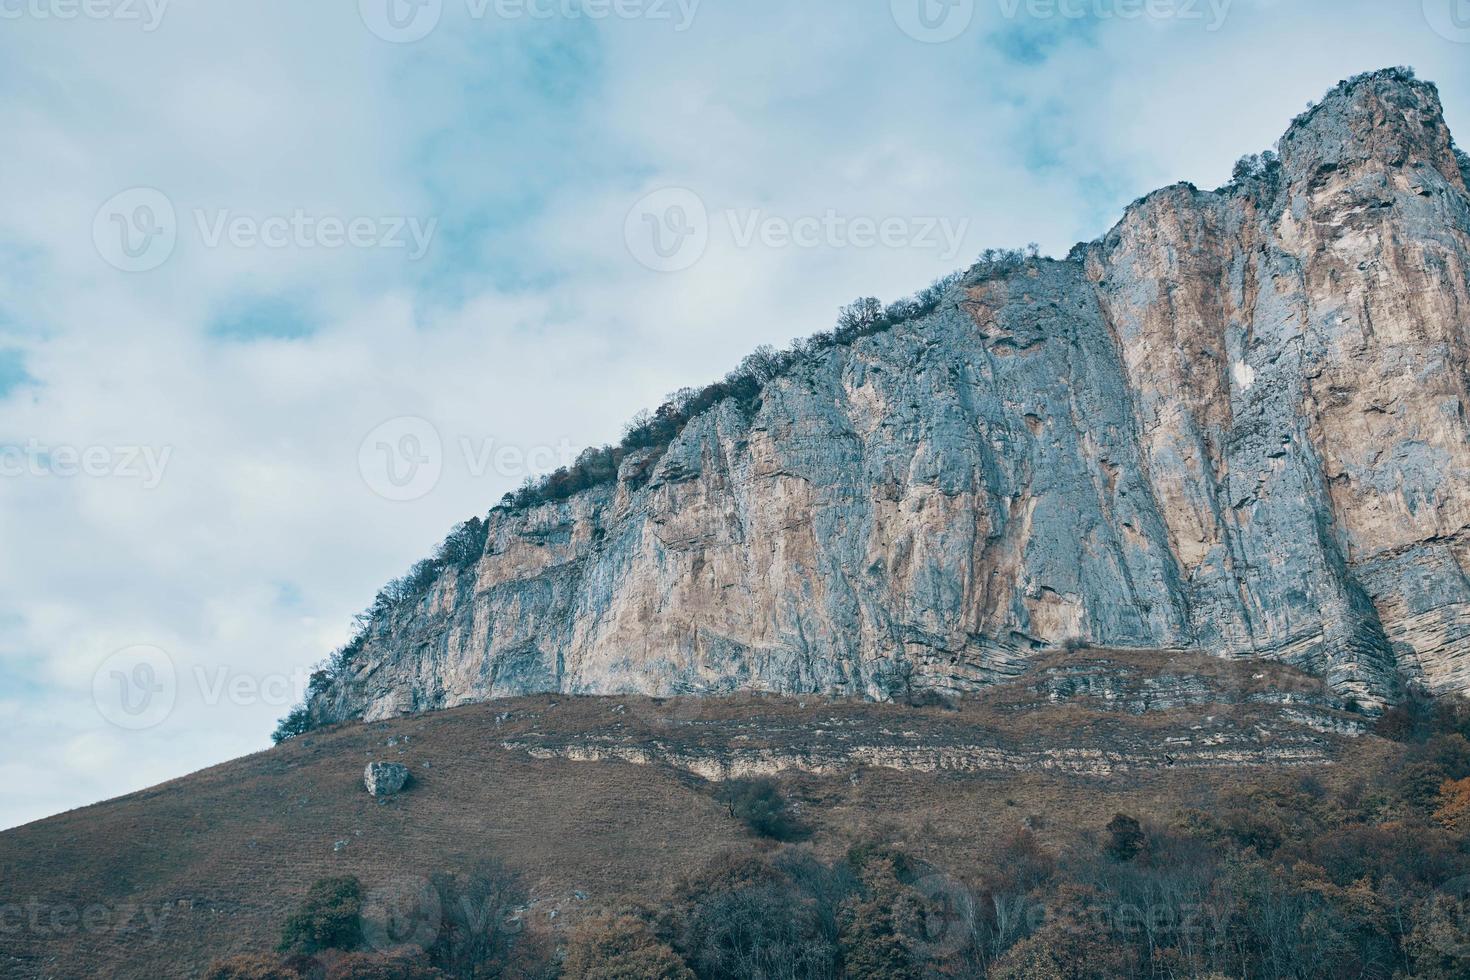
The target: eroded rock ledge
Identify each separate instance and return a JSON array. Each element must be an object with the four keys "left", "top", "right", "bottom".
[{"left": 491, "top": 651, "right": 1370, "bottom": 780}]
